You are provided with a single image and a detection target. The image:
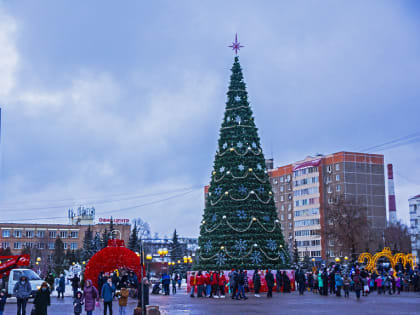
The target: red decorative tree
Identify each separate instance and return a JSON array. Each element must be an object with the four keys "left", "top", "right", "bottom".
[{"left": 84, "top": 239, "right": 144, "bottom": 288}]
